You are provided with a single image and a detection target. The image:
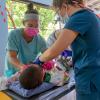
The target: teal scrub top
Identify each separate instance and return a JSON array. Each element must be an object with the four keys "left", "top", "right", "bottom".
[
  {"left": 64, "top": 9, "right": 100, "bottom": 94},
  {"left": 5, "top": 28, "right": 47, "bottom": 77}
]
